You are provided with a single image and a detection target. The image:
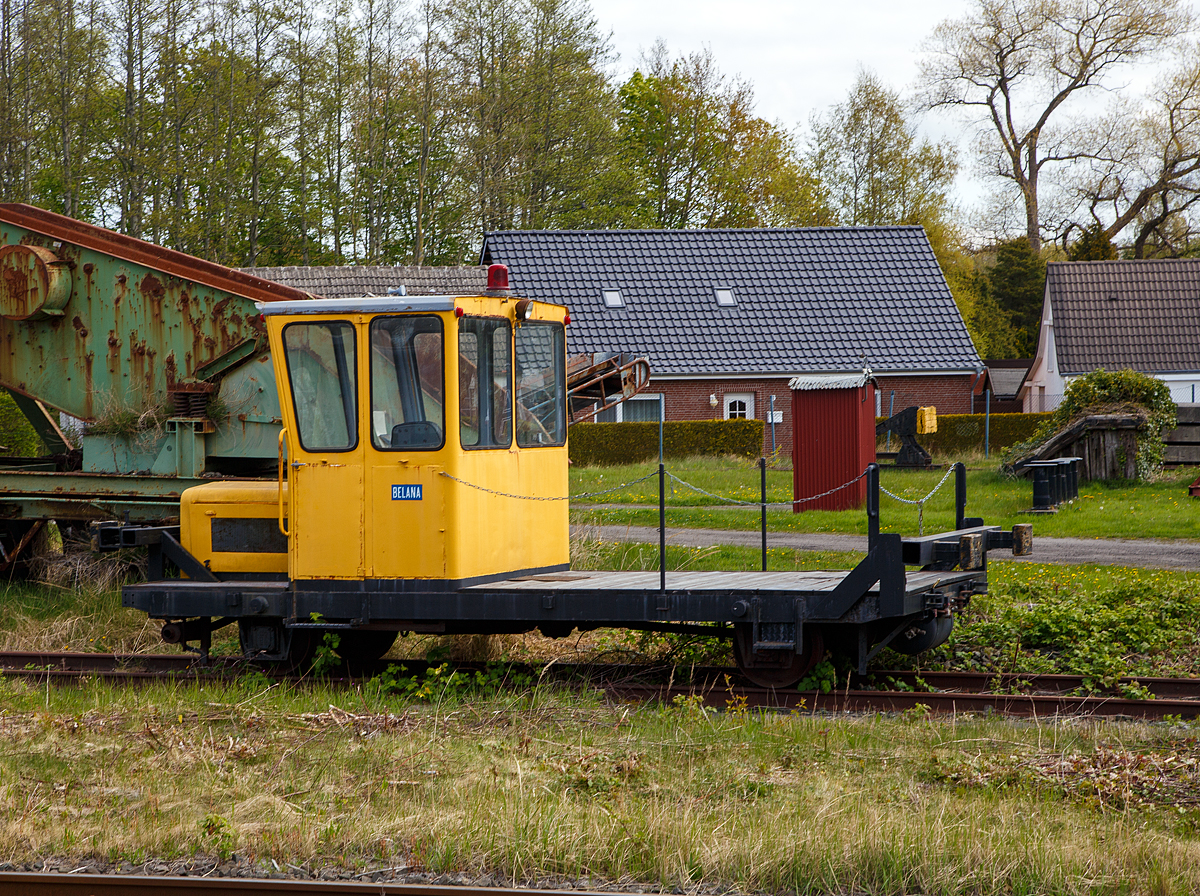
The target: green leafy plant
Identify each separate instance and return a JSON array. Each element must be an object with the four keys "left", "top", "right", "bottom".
[
  {"left": 199, "top": 813, "right": 235, "bottom": 861},
  {"left": 311, "top": 631, "right": 342, "bottom": 677},
  {"left": 796, "top": 658, "right": 838, "bottom": 693}
]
